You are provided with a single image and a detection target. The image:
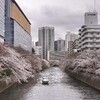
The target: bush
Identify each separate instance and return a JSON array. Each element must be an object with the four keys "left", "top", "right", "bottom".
[
  {"left": 32, "top": 48, "right": 35, "bottom": 54},
  {"left": 0, "top": 69, "right": 12, "bottom": 78}
]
